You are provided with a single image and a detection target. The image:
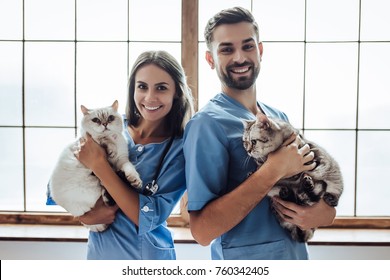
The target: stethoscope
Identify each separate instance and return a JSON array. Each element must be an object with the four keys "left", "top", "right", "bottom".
[{"left": 142, "top": 137, "right": 174, "bottom": 196}]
